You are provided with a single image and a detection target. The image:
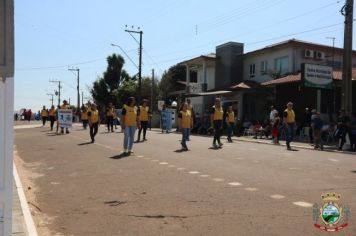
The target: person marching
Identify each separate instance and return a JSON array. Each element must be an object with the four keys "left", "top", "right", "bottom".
[
  {"left": 113, "top": 105, "right": 118, "bottom": 130},
  {"left": 226, "top": 106, "right": 235, "bottom": 143},
  {"left": 137, "top": 99, "right": 150, "bottom": 142},
  {"left": 122, "top": 97, "right": 140, "bottom": 155},
  {"left": 186, "top": 99, "right": 195, "bottom": 141},
  {"left": 60, "top": 100, "right": 70, "bottom": 134},
  {"left": 210, "top": 98, "right": 224, "bottom": 149},
  {"left": 81, "top": 106, "right": 89, "bottom": 130},
  {"left": 106, "top": 103, "right": 115, "bottom": 132},
  {"left": 87, "top": 103, "right": 100, "bottom": 143},
  {"left": 40, "top": 106, "right": 49, "bottom": 126},
  {"left": 178, "top": 102, "right": 193, "bottom": 151},
  {"left": 48, "top": 105, "right": 56, "bottom": 131},
  {"left": 283, "top": 102, "right": 296, "bottom": 150}
]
